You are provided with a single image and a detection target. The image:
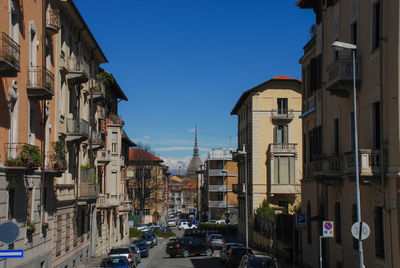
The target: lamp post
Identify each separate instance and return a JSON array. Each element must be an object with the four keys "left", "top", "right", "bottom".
[
  {"left": 331, "top": 41, "right": 364, "bottom": 268},
  {"left": 233, "top": 145, "right": 248, "bottom": 248}
]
